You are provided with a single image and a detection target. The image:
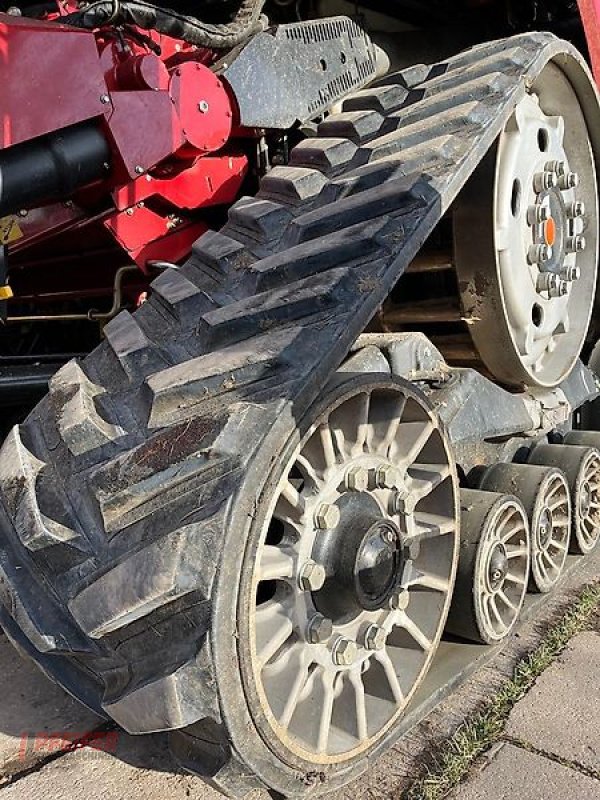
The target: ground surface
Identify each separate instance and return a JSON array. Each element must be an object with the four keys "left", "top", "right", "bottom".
[{"left": 0, "top": 549, "right": 598, "bottom": 800}]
